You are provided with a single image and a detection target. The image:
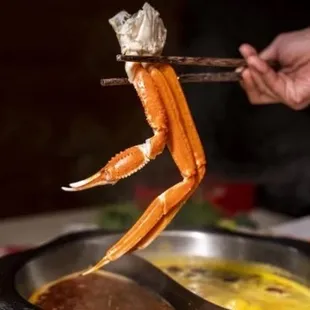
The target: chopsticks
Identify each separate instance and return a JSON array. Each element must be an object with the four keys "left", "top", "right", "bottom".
[
  {"left": 117, "top": 54, "right": 278, "bottom": 69},
  {"left": 101, "top": 72, "right": 240, "bottom": 87},
  {"left": 116, "top": 54, "right": 250, "bottom": 68},
  {"left": 100, "top": 54, "right": 279, "bottom": 87}
]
